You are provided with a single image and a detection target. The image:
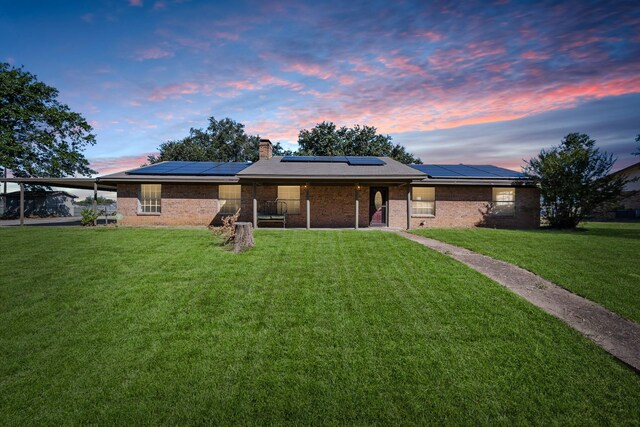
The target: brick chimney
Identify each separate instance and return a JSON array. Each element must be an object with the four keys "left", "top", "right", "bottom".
[{"left": 259, "top": 138, "right": 273, "bottom": 160}]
